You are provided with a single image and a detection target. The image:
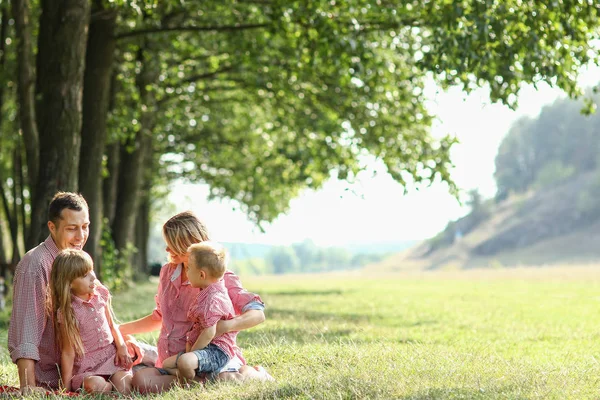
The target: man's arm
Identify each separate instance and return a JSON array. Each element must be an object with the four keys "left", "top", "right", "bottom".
[
  {"left": 16, "top": 359, "right": 37, "bottom": 391},
  {"left": 9, "top": 260, "right": 48, "bottom": 392}
]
